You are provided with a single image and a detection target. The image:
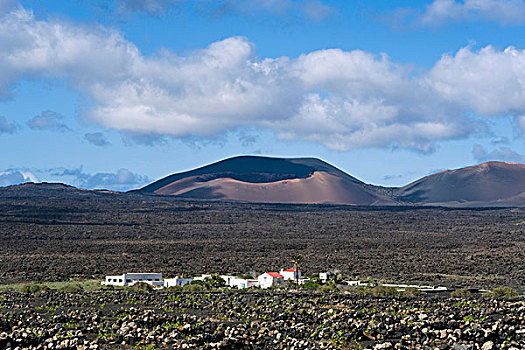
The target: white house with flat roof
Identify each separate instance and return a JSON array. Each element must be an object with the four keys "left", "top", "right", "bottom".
[
  {"left": 101, "top": 273, "right": 163, "bottom": 288},
  {"left": 192, "top": 274, "right": 211, "bottom": 282},
  {"left": 220, "top": 276, "right": 259, "bottom": 289},
  {"left": 319, "top": 272, "right": 331, "bottom": 283},
  {"left": 164, "top": 276, "right": 193, "bottom": 288}
]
